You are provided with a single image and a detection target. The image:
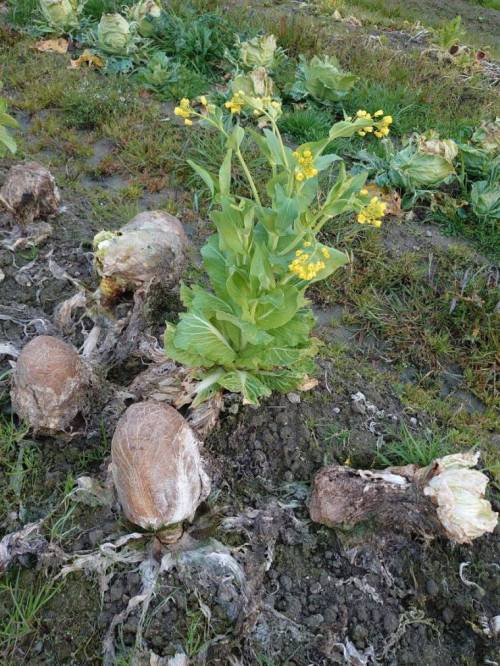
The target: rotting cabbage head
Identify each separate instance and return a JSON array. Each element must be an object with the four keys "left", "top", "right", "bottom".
[
  {"left": 417, "top": 132, "right": 459, "bottom": 163},
  {"left": 129, "top": 0, "right": 162, "bottom": 37},
  {"left": 423, "top": 451, "right": 498, "bottom": 544},
  {"left": 239, "top": 34, "right": 277, "bottom": 70},
  {"left": 39, "top": 0, "right": 80, "bottom": 31},
  {"left": 231, "top": 67, "right": 274, "bottom": 98},
  {"left": 93, "top": 210, "right": 188, "bottom": 304},
  {"left": 97, "top": 13, "right": 135, "bottom": 55},
  {"left": 386, "top": 140, "right": 456, "bottom": 191},
  {"left": 292, "top": 54, "right": 358, "bottom": 104},
  {"left": 472, "top": 117, "right": 500, "bottom": 155}
]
